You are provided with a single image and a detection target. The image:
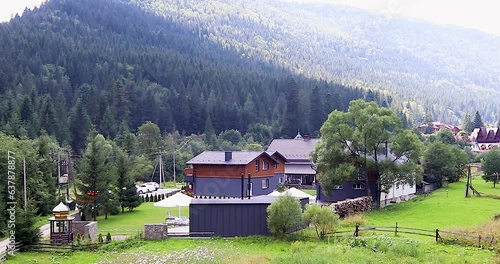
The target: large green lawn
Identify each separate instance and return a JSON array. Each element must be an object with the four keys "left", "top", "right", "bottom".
[
  {"left": 96, "top": 202, "right": 189, "bottom": 235},
  {"left": 365, "top": 179, "right": 500, "bottom": 229},
  {"left": 9, "top": 179, "right": 500, "bottom": 263},
  {"left": 9, "top": 235, "right": 496, "bottom": 264}
]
